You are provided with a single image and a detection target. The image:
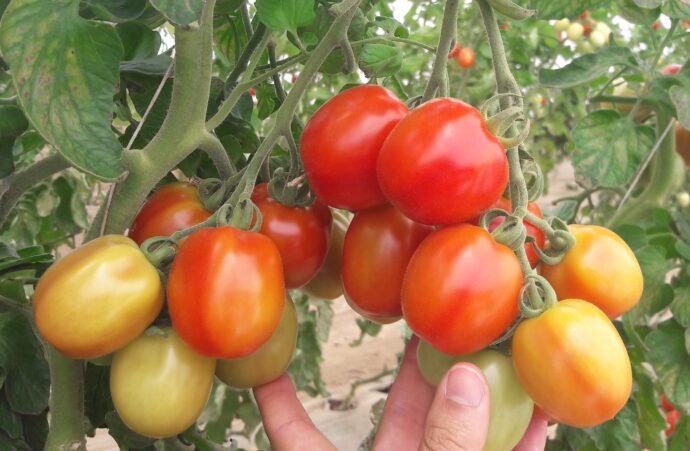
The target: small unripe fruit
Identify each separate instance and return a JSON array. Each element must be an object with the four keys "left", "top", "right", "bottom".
[
  {"left": 594, "top": 22, "right": 611, "bottom": 38},
  {"left": 554, "top": 18, "right": 571, "bottom": 33},
  {"left": 576, "top": 40, "right": 594, "bottom": 54},
  {"left": 567, "top": 22, "right": 585, "bottom": 41},
  {"left": 676, "top": 192, "right": 690, "bottom": 208},
  {"left": 589, "top": 30, "right": 607, "bottom": 48}
]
